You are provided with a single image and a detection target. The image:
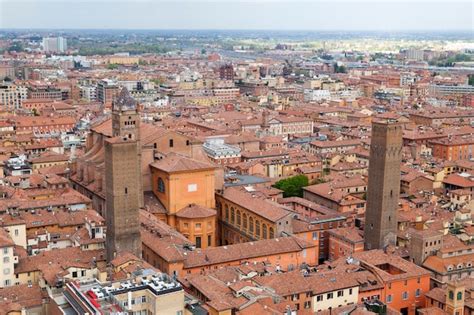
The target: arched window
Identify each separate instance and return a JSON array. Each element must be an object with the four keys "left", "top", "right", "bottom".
[
  {"left": 237, "top": 210, "right": 241, "bottom": 226},
  {"left": 225, "top": 205, "right": 229, "bottom": 221},
  {"left": 255, "top": 220, "right": 260, "bottom": 237},
  {"left": 269, "top": 227, "right": 274, "bottom": 238},
  {"left": 243, "top": 213, "right": 248, "bottom": 230},
  {"left": 262, "top": 223, "right": 268, "bottom": 239},
  {"left": 249, "top": 217, "right": 254, "bottom": 233},
  {"left": 231, "top": 207, "right": 235, "bottom": 224},
  {"left": 158, "top": 178, "right": 165, "bottom": 193},
  {"left": 449, "top": 290, "right": 454, "bottom": 300},
  {"left": 457, "top": 292, "right": 463, "bottom": 301}
]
